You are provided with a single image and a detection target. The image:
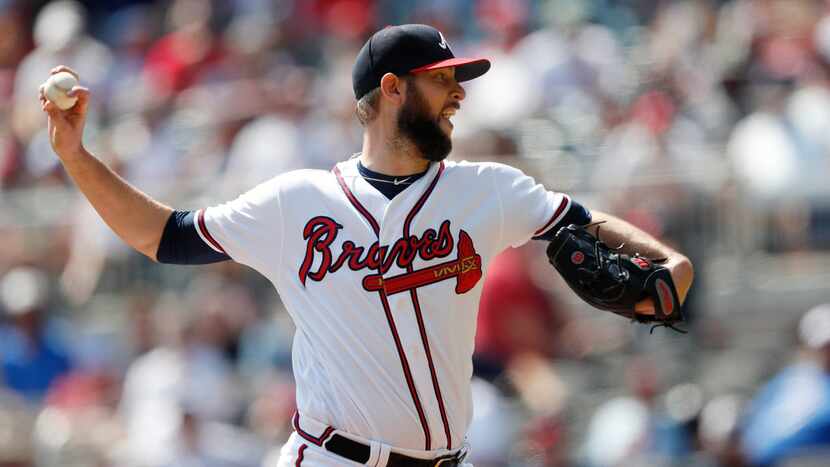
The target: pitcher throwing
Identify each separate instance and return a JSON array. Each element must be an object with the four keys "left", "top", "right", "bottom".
[{"left": 40, "top": 24, "right": 693, "bottom": 467}]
